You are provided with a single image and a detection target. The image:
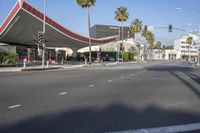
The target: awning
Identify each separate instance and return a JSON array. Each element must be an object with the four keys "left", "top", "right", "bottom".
[{"left": 0, "top": 1, "right": 117, "bottom": 50}]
